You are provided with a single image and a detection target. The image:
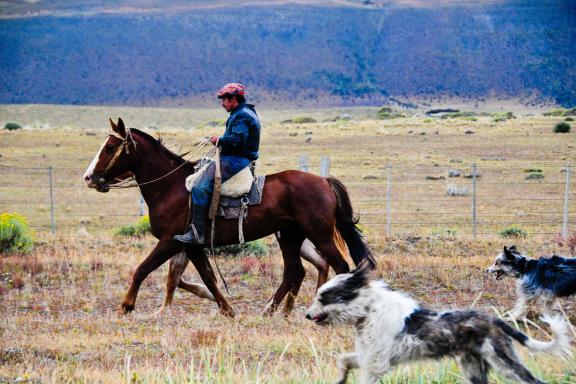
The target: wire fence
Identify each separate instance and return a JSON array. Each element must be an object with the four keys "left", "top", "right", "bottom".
[{"left": 0, "top": 158, "right": 573, "bottom": 240}]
